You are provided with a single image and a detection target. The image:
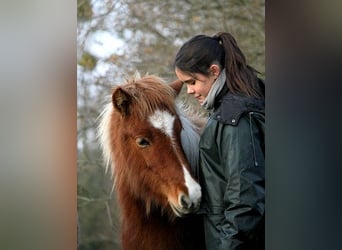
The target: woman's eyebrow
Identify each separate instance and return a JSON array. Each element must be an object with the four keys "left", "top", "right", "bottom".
[{"left": 182, "top": 78, "right": 195, "bottom": 84}]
